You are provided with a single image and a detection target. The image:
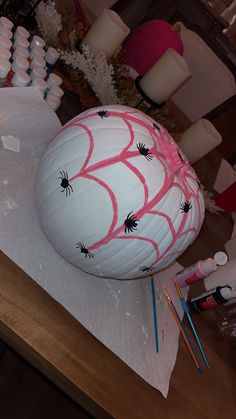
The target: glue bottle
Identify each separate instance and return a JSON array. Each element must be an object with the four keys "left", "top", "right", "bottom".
[
  {"left": 190, "top": 285, "right": 236, "bottom": 312},
  {"left": 176, "top": 258, "right": 217, "bottom": 288}
]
